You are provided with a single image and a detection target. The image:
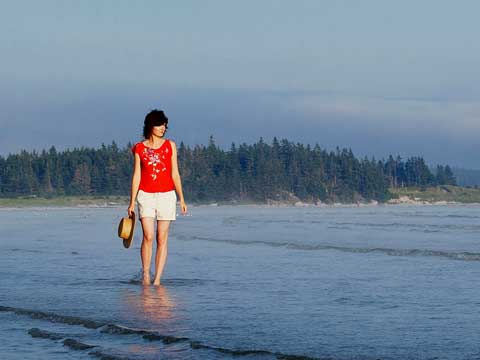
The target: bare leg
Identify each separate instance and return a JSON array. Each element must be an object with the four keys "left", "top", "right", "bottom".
[
  {"left": 153, "top": 220, "right": 171, "bottom": 286},
  {"left": 140, "top": 217, "right": 155, "bottom": 285}
]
